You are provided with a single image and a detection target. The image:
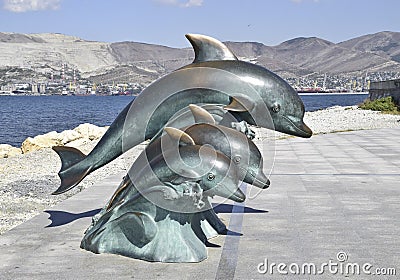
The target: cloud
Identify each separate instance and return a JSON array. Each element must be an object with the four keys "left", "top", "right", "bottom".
[
  {"left": 181, "top": 0, "right": 203, "bottom": 7},
  {"left": 3, "top": 0, "right": 61, "bottom": 12},
  {"left": 155, "top": 0, "right": 203, "bottom": 8}
]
